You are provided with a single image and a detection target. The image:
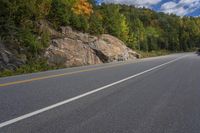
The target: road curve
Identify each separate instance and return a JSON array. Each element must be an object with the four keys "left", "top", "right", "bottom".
[{"left": 0, "top": 53, "right": 200, "bottom": 133}]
